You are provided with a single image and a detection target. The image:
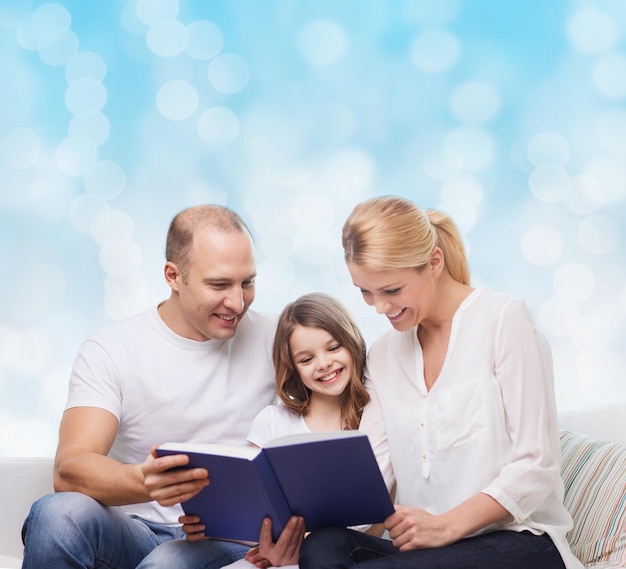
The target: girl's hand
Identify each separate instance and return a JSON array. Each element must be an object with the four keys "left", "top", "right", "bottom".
[
  {"left": 179, "top": 514, "right": 207, "bottom": 542},
  {"left": 385, "top": 505, "right": 454, "bottom": 551},
  {"left": 244, "top": 545, "right": 272, "bottom": 568}
]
